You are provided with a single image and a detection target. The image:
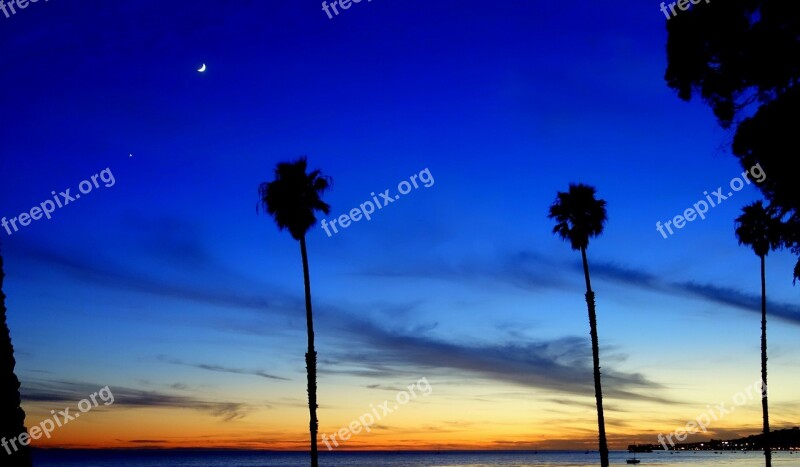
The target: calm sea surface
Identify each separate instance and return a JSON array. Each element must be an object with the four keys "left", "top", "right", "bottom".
[{"left": 30, "top": 450, "right": 800, "bottom": 466}]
